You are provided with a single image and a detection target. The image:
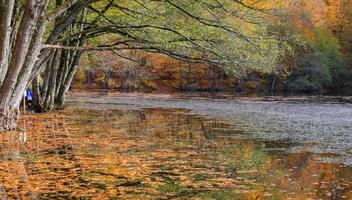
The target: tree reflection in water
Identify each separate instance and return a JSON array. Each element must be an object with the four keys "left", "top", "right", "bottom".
[{"left": 0, "top": 108, "right": 351, "bottom": 199}]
